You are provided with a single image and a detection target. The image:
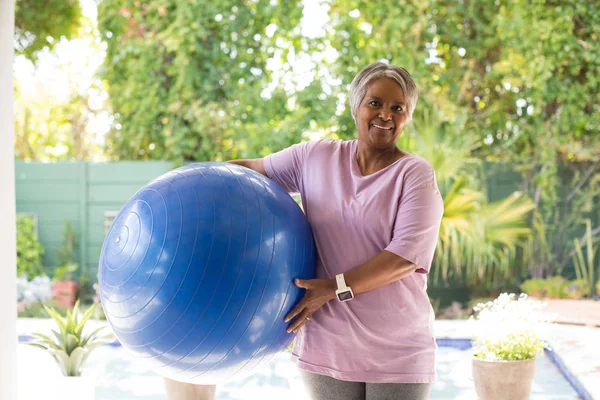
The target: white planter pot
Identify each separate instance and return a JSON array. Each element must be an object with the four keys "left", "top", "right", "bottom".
[
  {"left": 472, "top": 357, "right": 536, "bottom": 400},
  {"left": 58, "top": 376, "right": 96, "bottom": 400}
]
